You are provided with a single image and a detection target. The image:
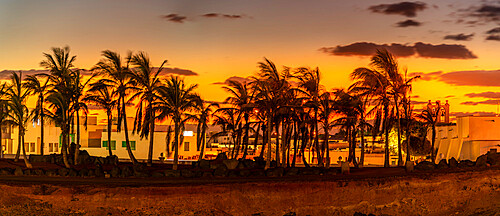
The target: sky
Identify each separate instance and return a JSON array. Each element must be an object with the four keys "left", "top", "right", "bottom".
[{"left": 2, "top": 0, "right": 500, "bottom": 119}]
